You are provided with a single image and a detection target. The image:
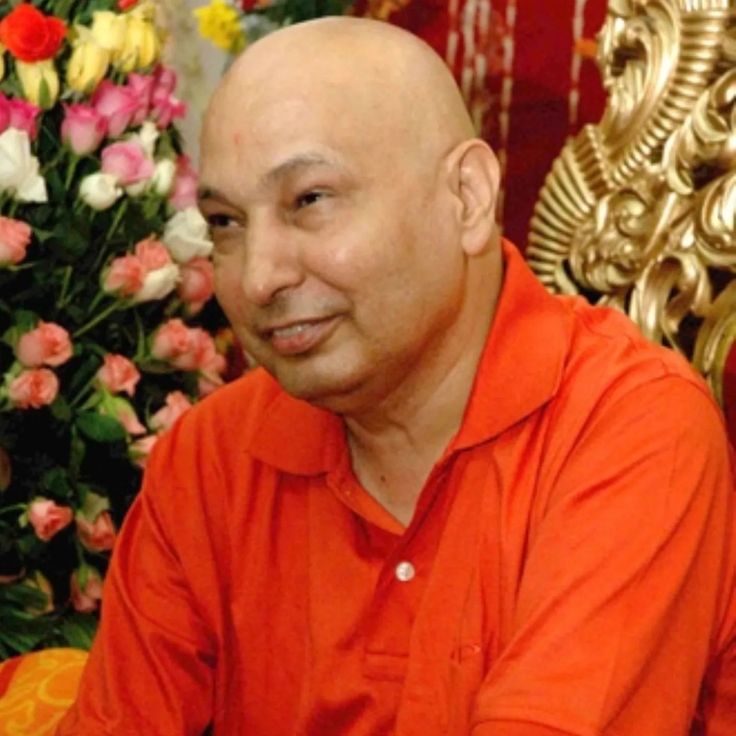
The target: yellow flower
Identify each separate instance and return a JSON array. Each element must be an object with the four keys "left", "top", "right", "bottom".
[
  {"left": 114, "top": 2, "right": 161, "bottom": 72},
  {"left": 194, "top": 0, "right": 245, "bottom": 53},
  {"left": 90, "top": 11, "right": 128, "bottom": 56},
  {"left": 67, "top": 26, "right": 111, "bottom": 94},
  {"left": 16, "top": 60, "right": 59, "bottom": 109}
]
